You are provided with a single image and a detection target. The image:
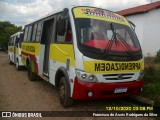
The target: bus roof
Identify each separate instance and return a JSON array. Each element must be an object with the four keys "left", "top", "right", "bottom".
[{"left": 10, "top": 32, "right": 23, "bottom": 38}]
